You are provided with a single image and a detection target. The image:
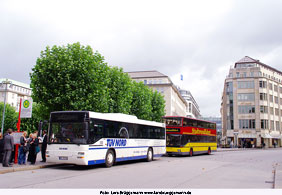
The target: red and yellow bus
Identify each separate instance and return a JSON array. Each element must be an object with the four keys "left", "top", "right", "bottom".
[{"left": 163, "top": 116, "right": 217, "bottom": 156}]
